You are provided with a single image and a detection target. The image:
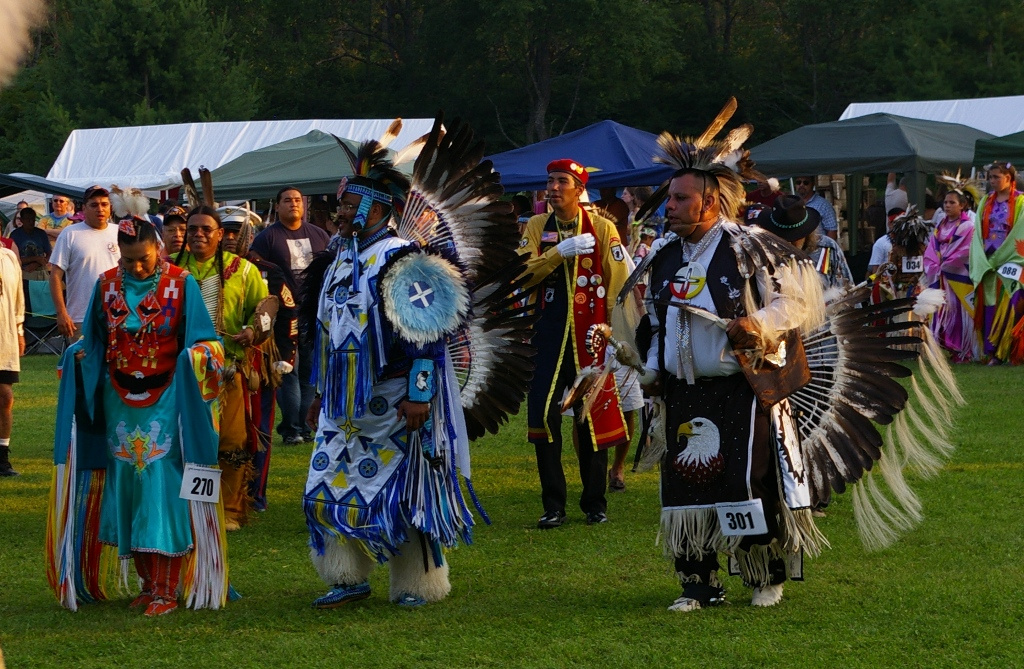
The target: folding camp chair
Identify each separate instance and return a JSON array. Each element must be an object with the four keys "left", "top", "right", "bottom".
[{"left": 24, "top": 279, "right": 65, "bottom": 355}]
